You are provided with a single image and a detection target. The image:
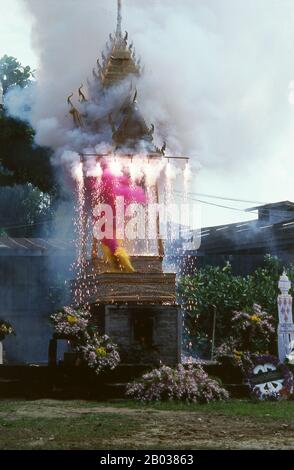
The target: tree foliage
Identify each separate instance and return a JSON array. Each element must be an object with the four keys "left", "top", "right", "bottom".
[
  {"left": 0, "top": 115, "right": 55, "bottom": 193},
  {"left": 178, "top": 255, "right": 294, "bottom": 350},
  {"left": 0, "top": 55, "right": 33, "bottom": 94},
  {"left": 0, "top": 184, "right": 53, "bottom": 237},
  {"left": 0, "top": 55, "right": 55, "bottom": 194}
]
